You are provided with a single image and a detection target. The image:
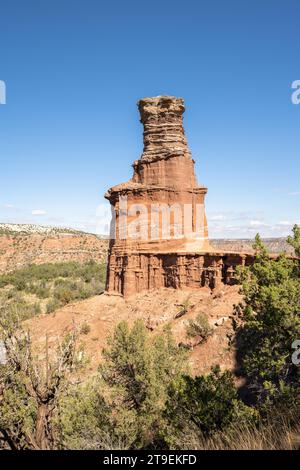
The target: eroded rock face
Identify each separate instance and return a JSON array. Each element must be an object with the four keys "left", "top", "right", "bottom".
[
  {"left": 106, "top": 251, "right": 255, "bottom": 298},
  {"left": 134, "top": 96, "right": 196, "bottom": 188},
  {"left": 105, "top": 96, "right": 210, "bottom": 254},
  {"left": 105, "top": 96, "right": 251, "bottom": 297}
]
